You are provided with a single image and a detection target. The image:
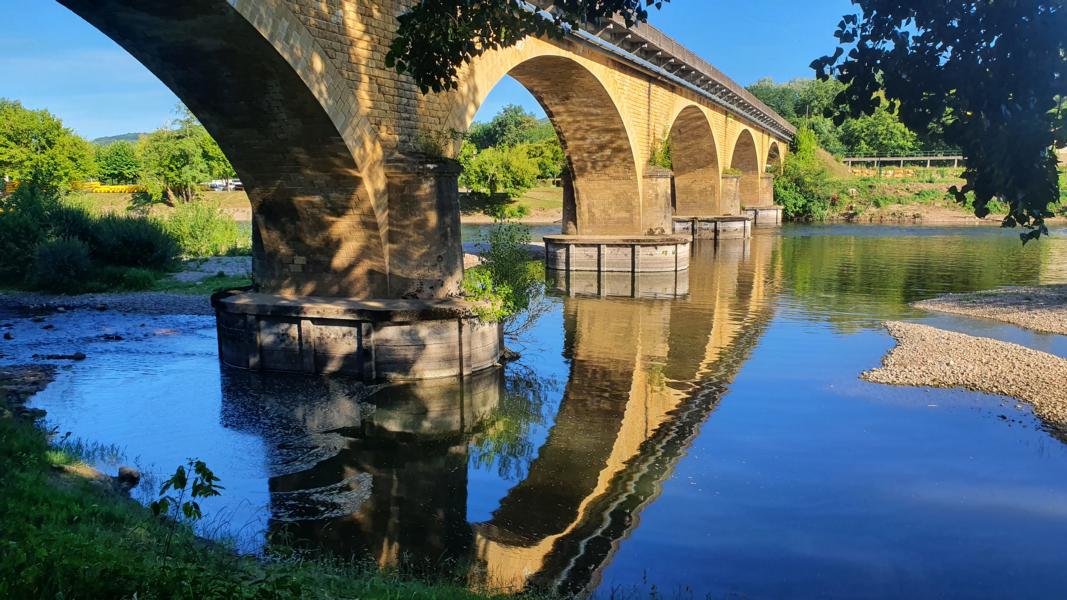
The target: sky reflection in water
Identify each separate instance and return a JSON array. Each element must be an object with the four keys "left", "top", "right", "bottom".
[{"left": 24, "top": 225, "right": 1067, "bottom": 598}]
